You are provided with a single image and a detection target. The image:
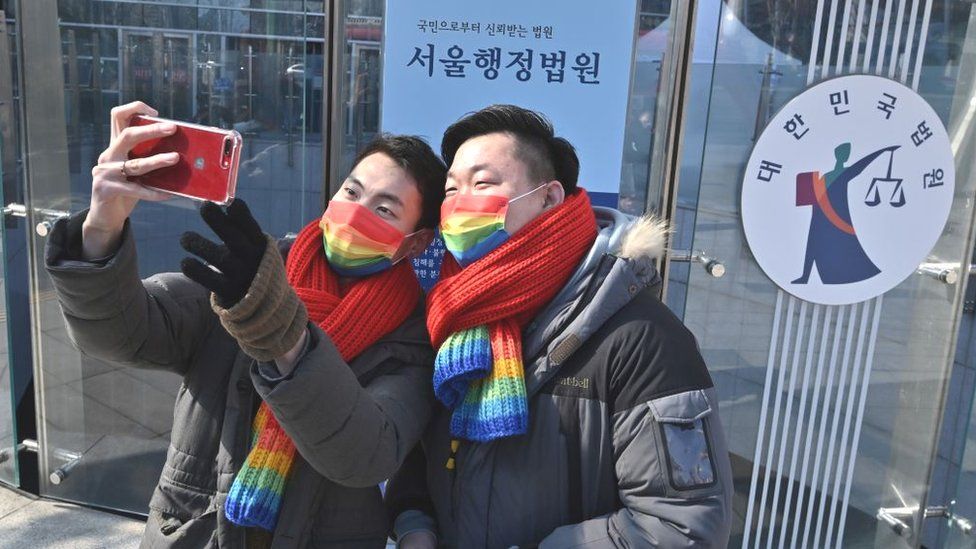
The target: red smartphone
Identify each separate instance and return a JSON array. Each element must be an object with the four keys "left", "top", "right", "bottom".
[{"left": 127, "top": 115, "right": 242, "bottom": 205}]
